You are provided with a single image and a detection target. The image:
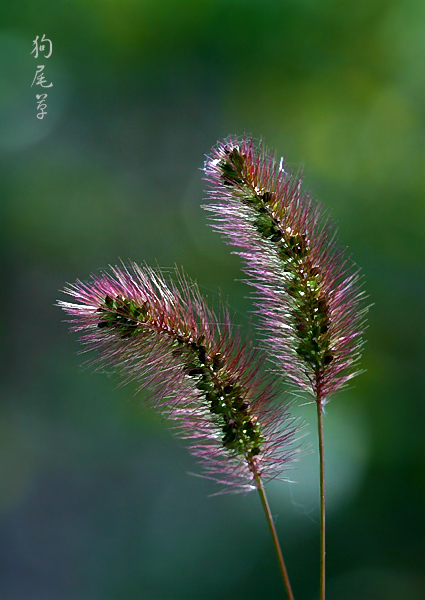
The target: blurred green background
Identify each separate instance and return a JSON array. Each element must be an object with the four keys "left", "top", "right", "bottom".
[{"left": 1, "top": 1, "right": 424, "bottom": 599}]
